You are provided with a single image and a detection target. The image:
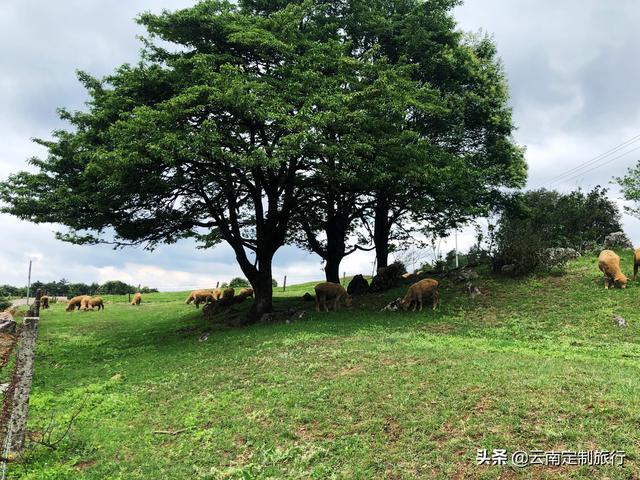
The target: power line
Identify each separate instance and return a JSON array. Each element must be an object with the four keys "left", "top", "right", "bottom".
[
  {"left": 532, "top": 133, "right": 640, "bottom": 189},
  {"left": 536, "top": 133, "right": 640, "bottom": 187},
  {"left": 546, "top": 144, "right": 640, "bottom": 190}
]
